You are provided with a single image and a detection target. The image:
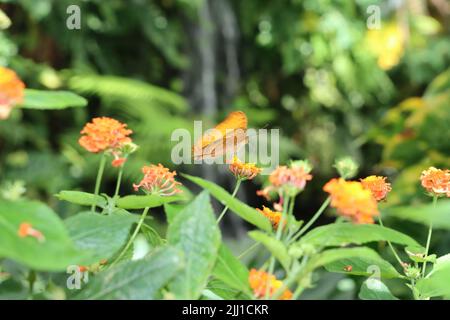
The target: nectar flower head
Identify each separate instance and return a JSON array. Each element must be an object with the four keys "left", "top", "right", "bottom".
[
  {"left": 0, "top": 67, "right": 25, "bottom": 120},
  {"left": 133, "top": 164, "right": 182, "bottom": 196},
  {"left": 420, "top": 167, "right": 450, "bottom": 198},
  {"left": 333, "top": 157, "right": 359, "bottom": 179},
  {"left": 79, "top": 117, "right": 132, "bottom": 153},
  {"left": 229, "top": 156, "right": 261, "bottom": 180},
  {"left": 249, "top": 269, "right": 292, "bottom": 300},
  {"left": 256, "top": 206, "right": 283, "bottom": 229},
  {"left": 257, "top": 161, "right": 313, "bottom": 201},
  {"left": 323, "top": 178, "right": 379, "bottom": 224},
  {"left": 360, "top": 175, "right": 392, "bottom": 201},
  {"left": 17, "top": 222, "right": 45, "bottom": 242}
]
